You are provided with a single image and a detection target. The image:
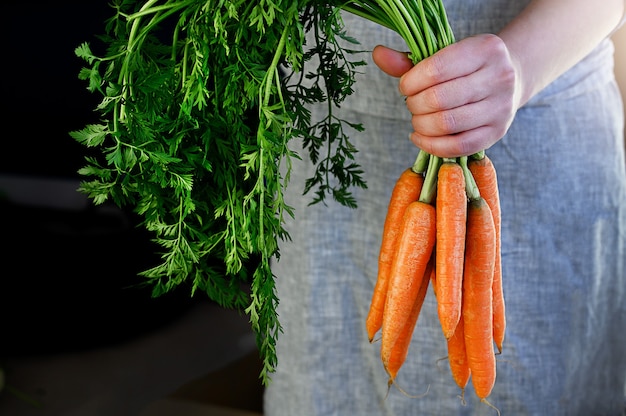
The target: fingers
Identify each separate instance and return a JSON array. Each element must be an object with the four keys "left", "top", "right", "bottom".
[
  {"left": 404, "top": 69, "right": 491, "bottom": 118},
  {"left": 372, "top": 45, "right": 414, "bottom": 78},
  {"left": 373, "top": 35, "right": 519, "bottom": 158},
  {"left": 399, "top": 34, "right": 519, "bottom": 157},
  {"left": 407, "top": 85, "right": 516, "bottom": 157},
  {"left": 405, "top": 61, "right": 514, "bottom": 135},
  {"left": 408, "top": 121, "right": 511, "bottom": 159},
  {"left": 398, "top": 35, "right": 505, "bottom": 96}
]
